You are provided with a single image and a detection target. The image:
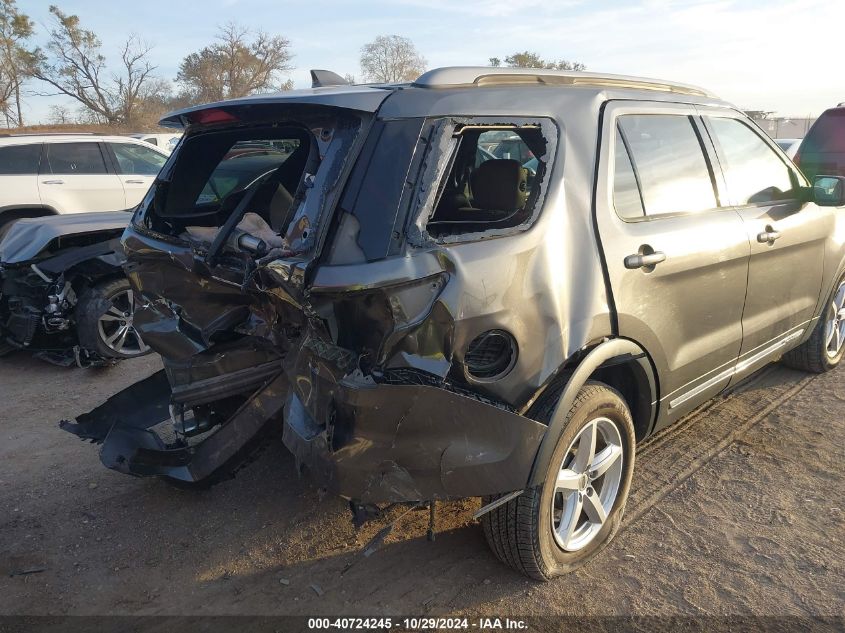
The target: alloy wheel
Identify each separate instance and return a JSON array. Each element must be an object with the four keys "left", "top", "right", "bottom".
[
  {"left": 96, "top": 289, "right": 149, "bottom": 356},
  {"left": 825, "top": 281, "right": 845, "bottom": 359},
  {"left": 551, "top": 416, "right": 624, "bottom": 552}
]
